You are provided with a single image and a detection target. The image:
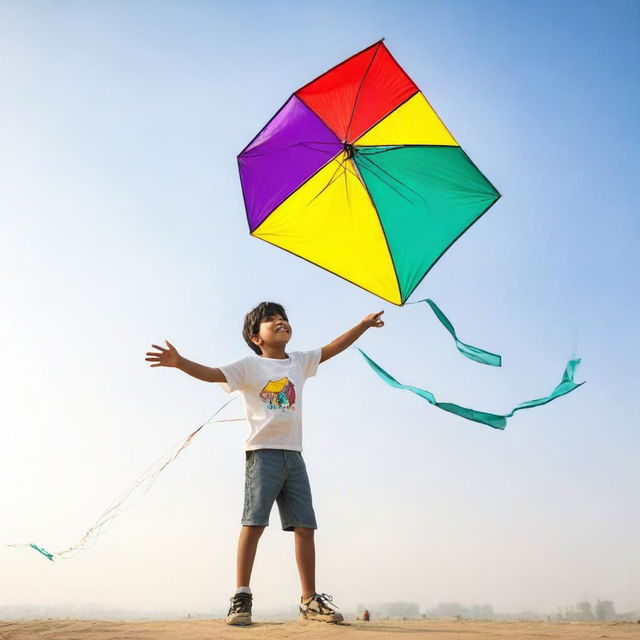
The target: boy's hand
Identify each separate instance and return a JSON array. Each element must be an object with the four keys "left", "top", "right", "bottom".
[
  {"left": 146, "top": 340, "right": 181, "bottom": 368},
  {"left": 362, "top": 310, "right": 384, "bottom": 329}
]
